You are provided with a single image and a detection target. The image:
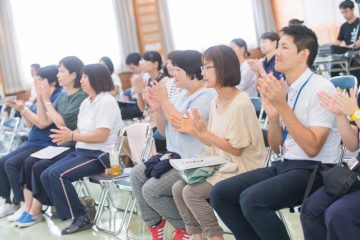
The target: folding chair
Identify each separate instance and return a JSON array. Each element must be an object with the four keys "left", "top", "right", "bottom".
[
  {"left": 0, "top": 117, "right": 21, "bottom": 157},
  {"left": 330, "top": 75, "right": 358, "bottom": 92},
  {"left": 93, "top": 122, "right": 156, "bottom": 237},
  {"left": 250, "top": 97, "right": 266, "bottom": 127}
]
